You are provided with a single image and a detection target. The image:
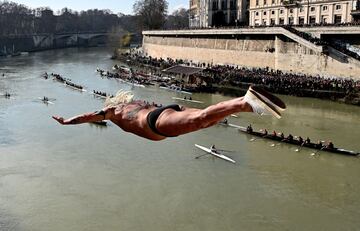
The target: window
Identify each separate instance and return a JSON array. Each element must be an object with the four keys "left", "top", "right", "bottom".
[
  {"left": 310, "top": 7, "right": 315, "bottom": 12},
  {"left": 212, "top": 1, "right": 218, "bottom": 10},
  {"left": 221, "top": 0, "right": 227, "bottom": 9},
  {"left": 272, "top": 10, "right": 275, "bottom": 15},
  {"left": 335, "top": 5, "right": 341, "bottom": 10},
  {"left": 288, "top": 17, "right": 294, "bottom": 25},
  {"left": 263, "top": 0, "right": 266, "bottom": 5},
  {"left": 300, "top": 7, "right": 304, "bottom": 12},
  {"left": 264, "top": 11, "right": 267, "bottom": 15},
  {"left": 272, "top": 0, "right": 275, "bottom": 4},
  {"left": 321, "top": 16, "right": 328, "bottom": 23},
  {"left": 290, "top": 9, "right": 293, "bottom": 13},
  {"left": 298, "top": 17, "right": 305, "bottom": 24},
  {"left": 309, "top": 16, "right": 316, "bottom": 24},
  {"left": 334, "top": 15, "right": 342, "bottom": 23},
  {"left": 322, "top": 6, "right": 328, "bottom": 11},
  {"left": 255, "top": 11, "right": 259, "bottom": 16},
  {"left": 280, "top": 9, "right": 284, "bottom": 14},
  {"left": 230, "top": 0, "right": 236, "bottom": 9},
  {"left": 270, "top": 19, "right": 275, "bottom": 25},
  {"left": 279, "top": 18, "right": 285, "bottom": 25},
  {"left": 256, "top": 0, "right": 259, "bottom": 6}
]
